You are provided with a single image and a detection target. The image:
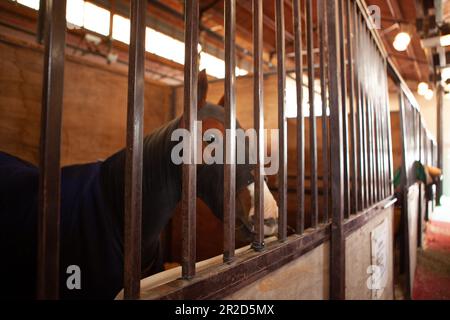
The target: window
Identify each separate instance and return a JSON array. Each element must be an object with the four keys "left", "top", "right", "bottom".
[
  {"left": 83, "top": 2, "right": 110, "bottom": 36},
  {"left": 16, "top": 0, "right": 39, "bottom": 10},
  {"left": 66, "top": 0, "right": 84, "bottom": 28},
  {"left": 112, "top": 14, "right": 131, "bottom": 44},
  {"left": 13, "top": 0, "right": 248, "bottom": 78},
  {"left": 146, "top": 28, "right": 186, "bottom": 65},
  {"left": 285, "top": 77, "right": 328, "bottom": 118}
]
